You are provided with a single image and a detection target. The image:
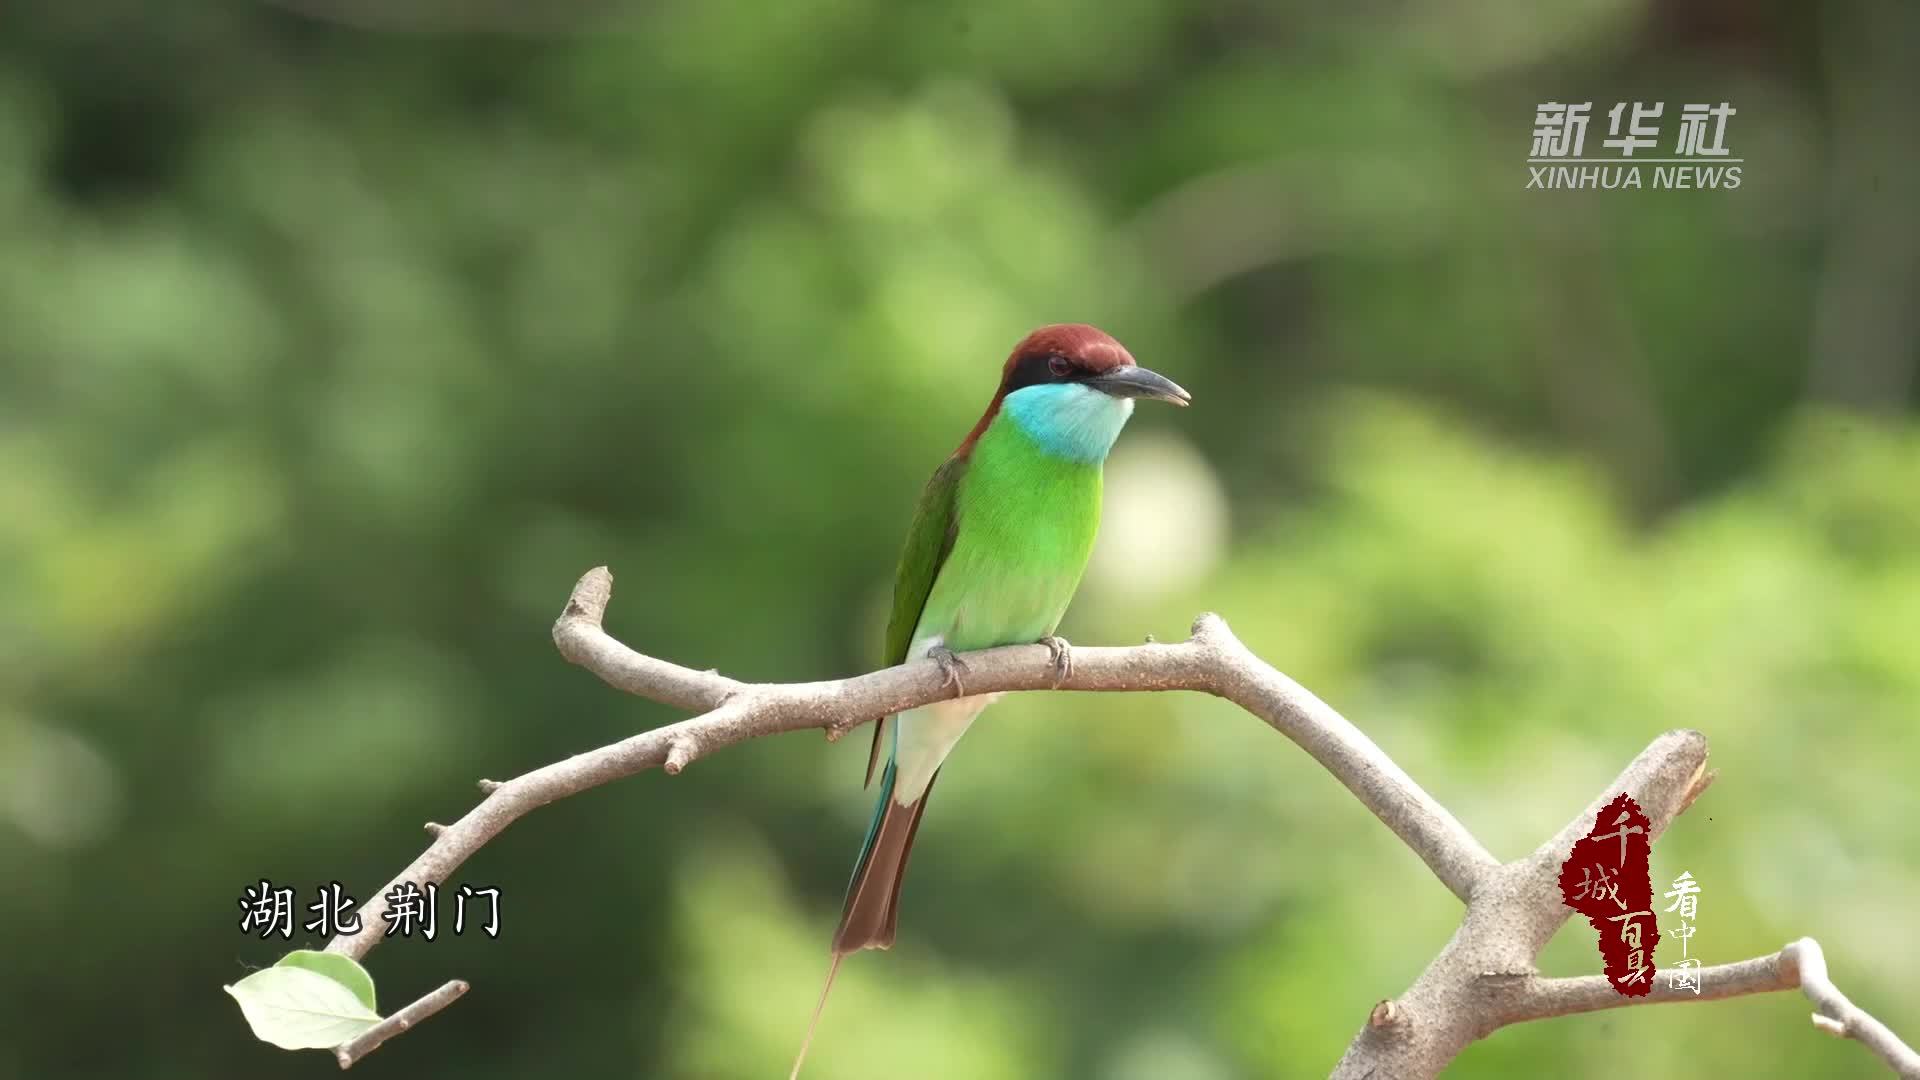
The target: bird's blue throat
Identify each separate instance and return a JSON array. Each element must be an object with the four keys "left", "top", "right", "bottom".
[{"left": 1000, "top": 383, "right": 1135, "bottom": 464}]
